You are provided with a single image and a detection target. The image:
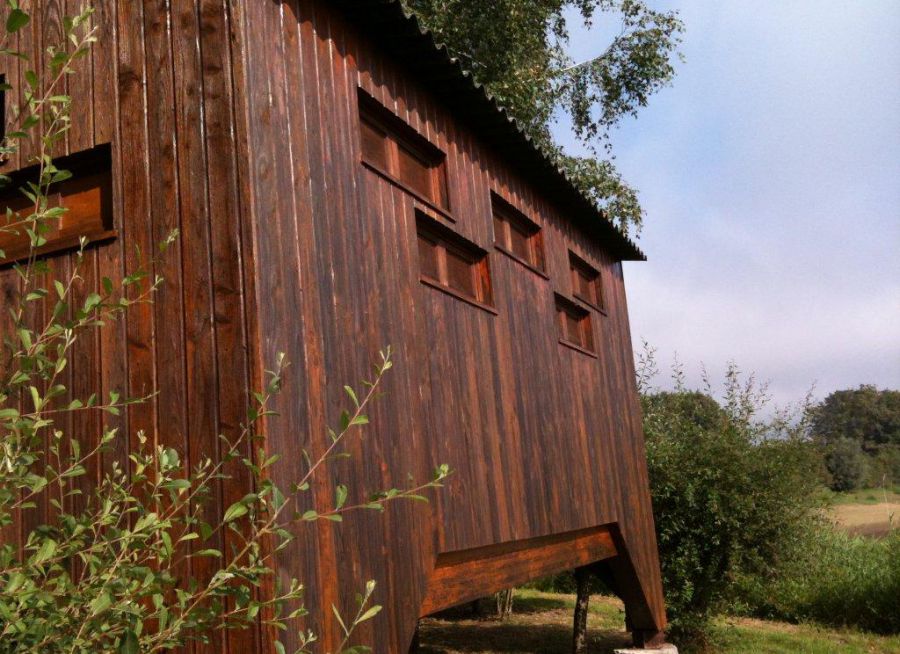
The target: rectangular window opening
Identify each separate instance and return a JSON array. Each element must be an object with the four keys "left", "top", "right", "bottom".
[
  {"left": 358, "top": 89, "right": 449, "bottom": 210},
  {"left": 415, "top": 210, "right": 492, "bottom": 308},
  {"left": 0, "top": 144, "right": 114, "bottom": 265},
  {"left": 569, "top": 251, "right": 605, "bottom": 312},
  {"left": 491, "top": 193, "right": 545, "bottom": 273},
  {"left": 556, "top": 293, "right": 594, "bottom": 353}
]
